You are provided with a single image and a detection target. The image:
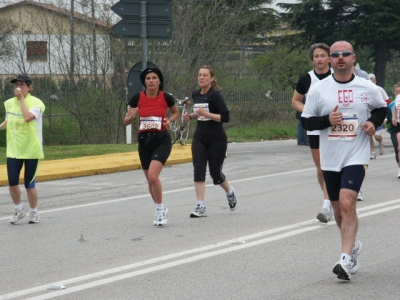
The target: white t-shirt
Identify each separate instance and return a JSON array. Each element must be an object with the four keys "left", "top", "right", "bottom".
[
  {"left": 302, "top": 75, "right": 387, "bottom": 171},
  {"left": 377, "top": 86, "right": 389, "bottom": 103},
  {"left": 305, "top": 70, "right": 327, "bottom": 136}
]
